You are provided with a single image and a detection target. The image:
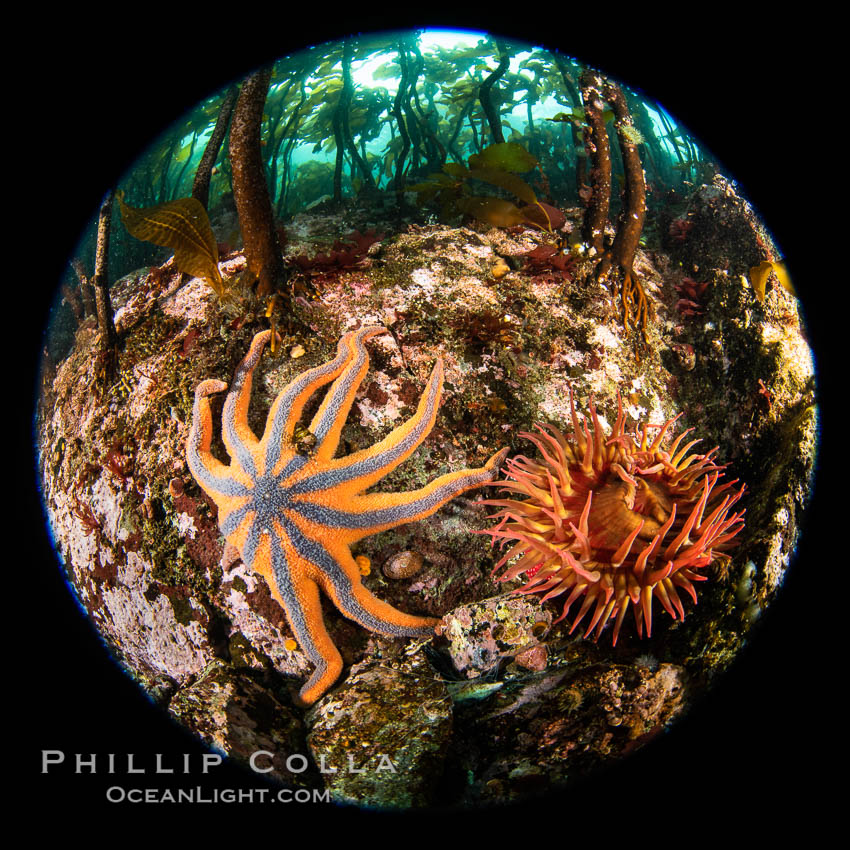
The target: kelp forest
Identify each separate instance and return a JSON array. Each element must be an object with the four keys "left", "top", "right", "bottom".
[{"left": 56, "top": 31, "right": 721, "bottom": 374}]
